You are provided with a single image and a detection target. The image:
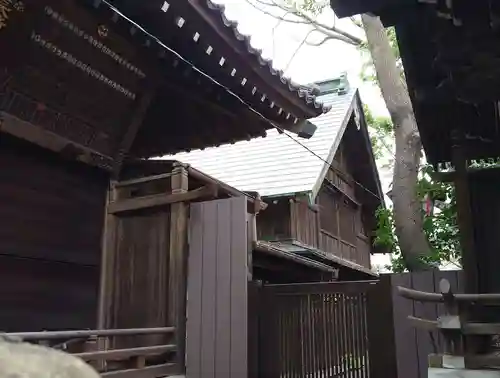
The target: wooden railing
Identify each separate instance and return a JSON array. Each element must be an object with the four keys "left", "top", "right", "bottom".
[
  {"left": 4, "top": 327, "right": 178, "bottom": 377},
  {"left": 398, "top": 279, "right": 500, "bottom": 370},
  {"left": 319, "top": 229, "right": 357, "bottom": 261},
  {"left": 256, "top": 281, "right": 375, "bottom": 378},
  {"left": 319, "top": 230, "right": 371, "bottom": 268}
]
